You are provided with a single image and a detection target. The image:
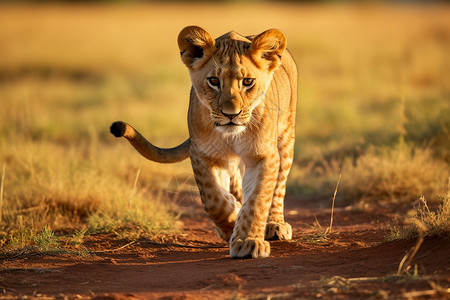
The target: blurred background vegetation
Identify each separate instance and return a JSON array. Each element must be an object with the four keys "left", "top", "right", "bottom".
[{"left": 0, "top": 1, "right": 448, "bottom": 248}]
